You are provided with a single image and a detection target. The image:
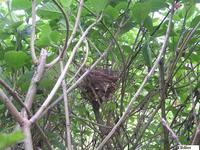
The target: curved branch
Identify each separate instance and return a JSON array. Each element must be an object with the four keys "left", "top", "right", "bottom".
[
  {"left": 0, "top": 88, "right": 25, "bottom": 126},
  {"left": 46, "top": 0, "right": 84, "bottom": 68},
  {"left": 96, "top": 4, "right": 175, "bottom": 149},
  {"left": 30, "top": 16, "right": 102, "bottom": 123},
  {"left": 31, "top": 0, "right": 38, "bottom": 64}
]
